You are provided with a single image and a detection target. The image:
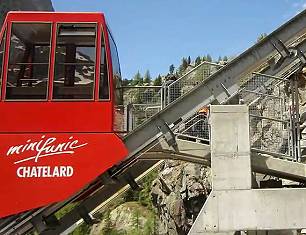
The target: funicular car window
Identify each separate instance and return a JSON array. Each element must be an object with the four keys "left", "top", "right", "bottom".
[
  {"left": 99, "top": 31, "right": 109, "bottom": 100},
  {"left": 0, "top": 29, "right": 6, "bottom": 98},
  {"left": 108, "top": 30, "right": 122, "bottom": 104},
  {"left": 53, "top": 23, "right": 97, "bottom": 100},
  {"left": 6, "top": 23, "right": 51, "bottom": 100},
  {"left": 108, "top": 29, "right": 124, "bottom": 132}
]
